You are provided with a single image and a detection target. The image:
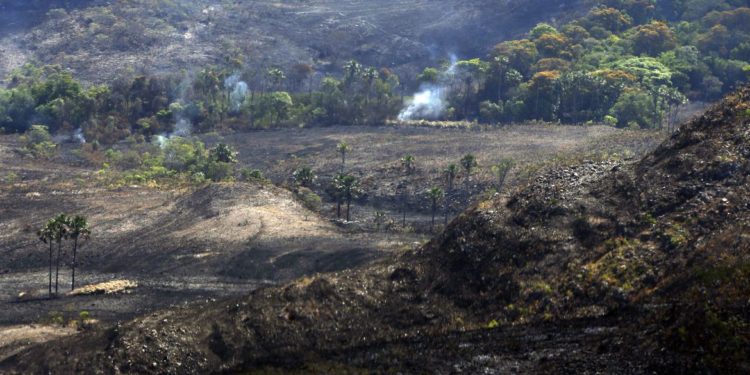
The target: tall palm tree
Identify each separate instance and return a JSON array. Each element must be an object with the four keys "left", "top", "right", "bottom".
[
  {"left": 427, "top": 187, "right": 444, "bottom": 232},
  {"left": 492, "top": 159, "right": 515, "bottom": 193},
  {"left": 343, "top": 60, "right": 362, "bottom": 88},
  {"left": 445, "top": 164, "right": 458, "bottom": 192},
  {"left": 51, "top": 214, "right": 69, "bottom": 296},
  {"left": 363, "top": 67, "right": 378, "bottom": 104},
  {"left": 461, "top": 154, "right": 478, "bottom": 188},
  {"left": 444, "top": 164, "right": 458, "bottom": 225},
  {"left": 337, "top": 142, "right": 351, "bottom": 173},
  {"left": 335, "top": 174, "right": 360, "bottom": 222},
  {"left": 37, "top": 221, "right": 55, "bottom": 298},
  {"left": 68, "top": 215, "right": 90, "bottom": 291}
]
